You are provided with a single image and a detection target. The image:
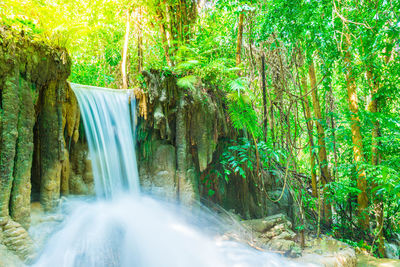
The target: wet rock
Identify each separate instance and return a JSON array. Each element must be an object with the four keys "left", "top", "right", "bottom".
[
  {"left": 242, "top": 213, "right": 301, "bottom": 257},
  {"left": 385, "top": 241, "right": 400, "bottom": 259},
  {"left": 267, "top": 238, "right": 301, "bottom": 257},
  {"left": 296, "top": 236, "right": 357, "bottom": 267},
  {"left": 265, "top": 188, "right": 294, "bottom": 219},
  {"left": 29, "top": 202, "right": 63, "bottom": 252},
  {"left": 0, "top": 244, "right": 23, "bottom": 267},
  {"left": 1, "top": 217, "right": 35, "bottom": 263},
  {"left": 242, "top": 213, "right": 291, "bottom": 233},
  {"left": 139, "top": 143, "right": 177, "bottom": 200},
  {"left": 68, "top": 142, "right": 94, "bottom": 195},
  {"left": 137, "top": 71, "right": 226, "bottom": 206}
]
